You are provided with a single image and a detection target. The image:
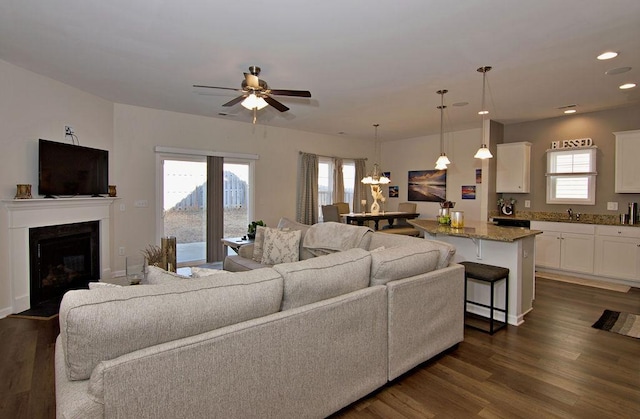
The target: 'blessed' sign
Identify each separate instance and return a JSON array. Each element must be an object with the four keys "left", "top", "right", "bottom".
[{"left": 550, "top": 138, "right": 593, "bottom": 149}]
